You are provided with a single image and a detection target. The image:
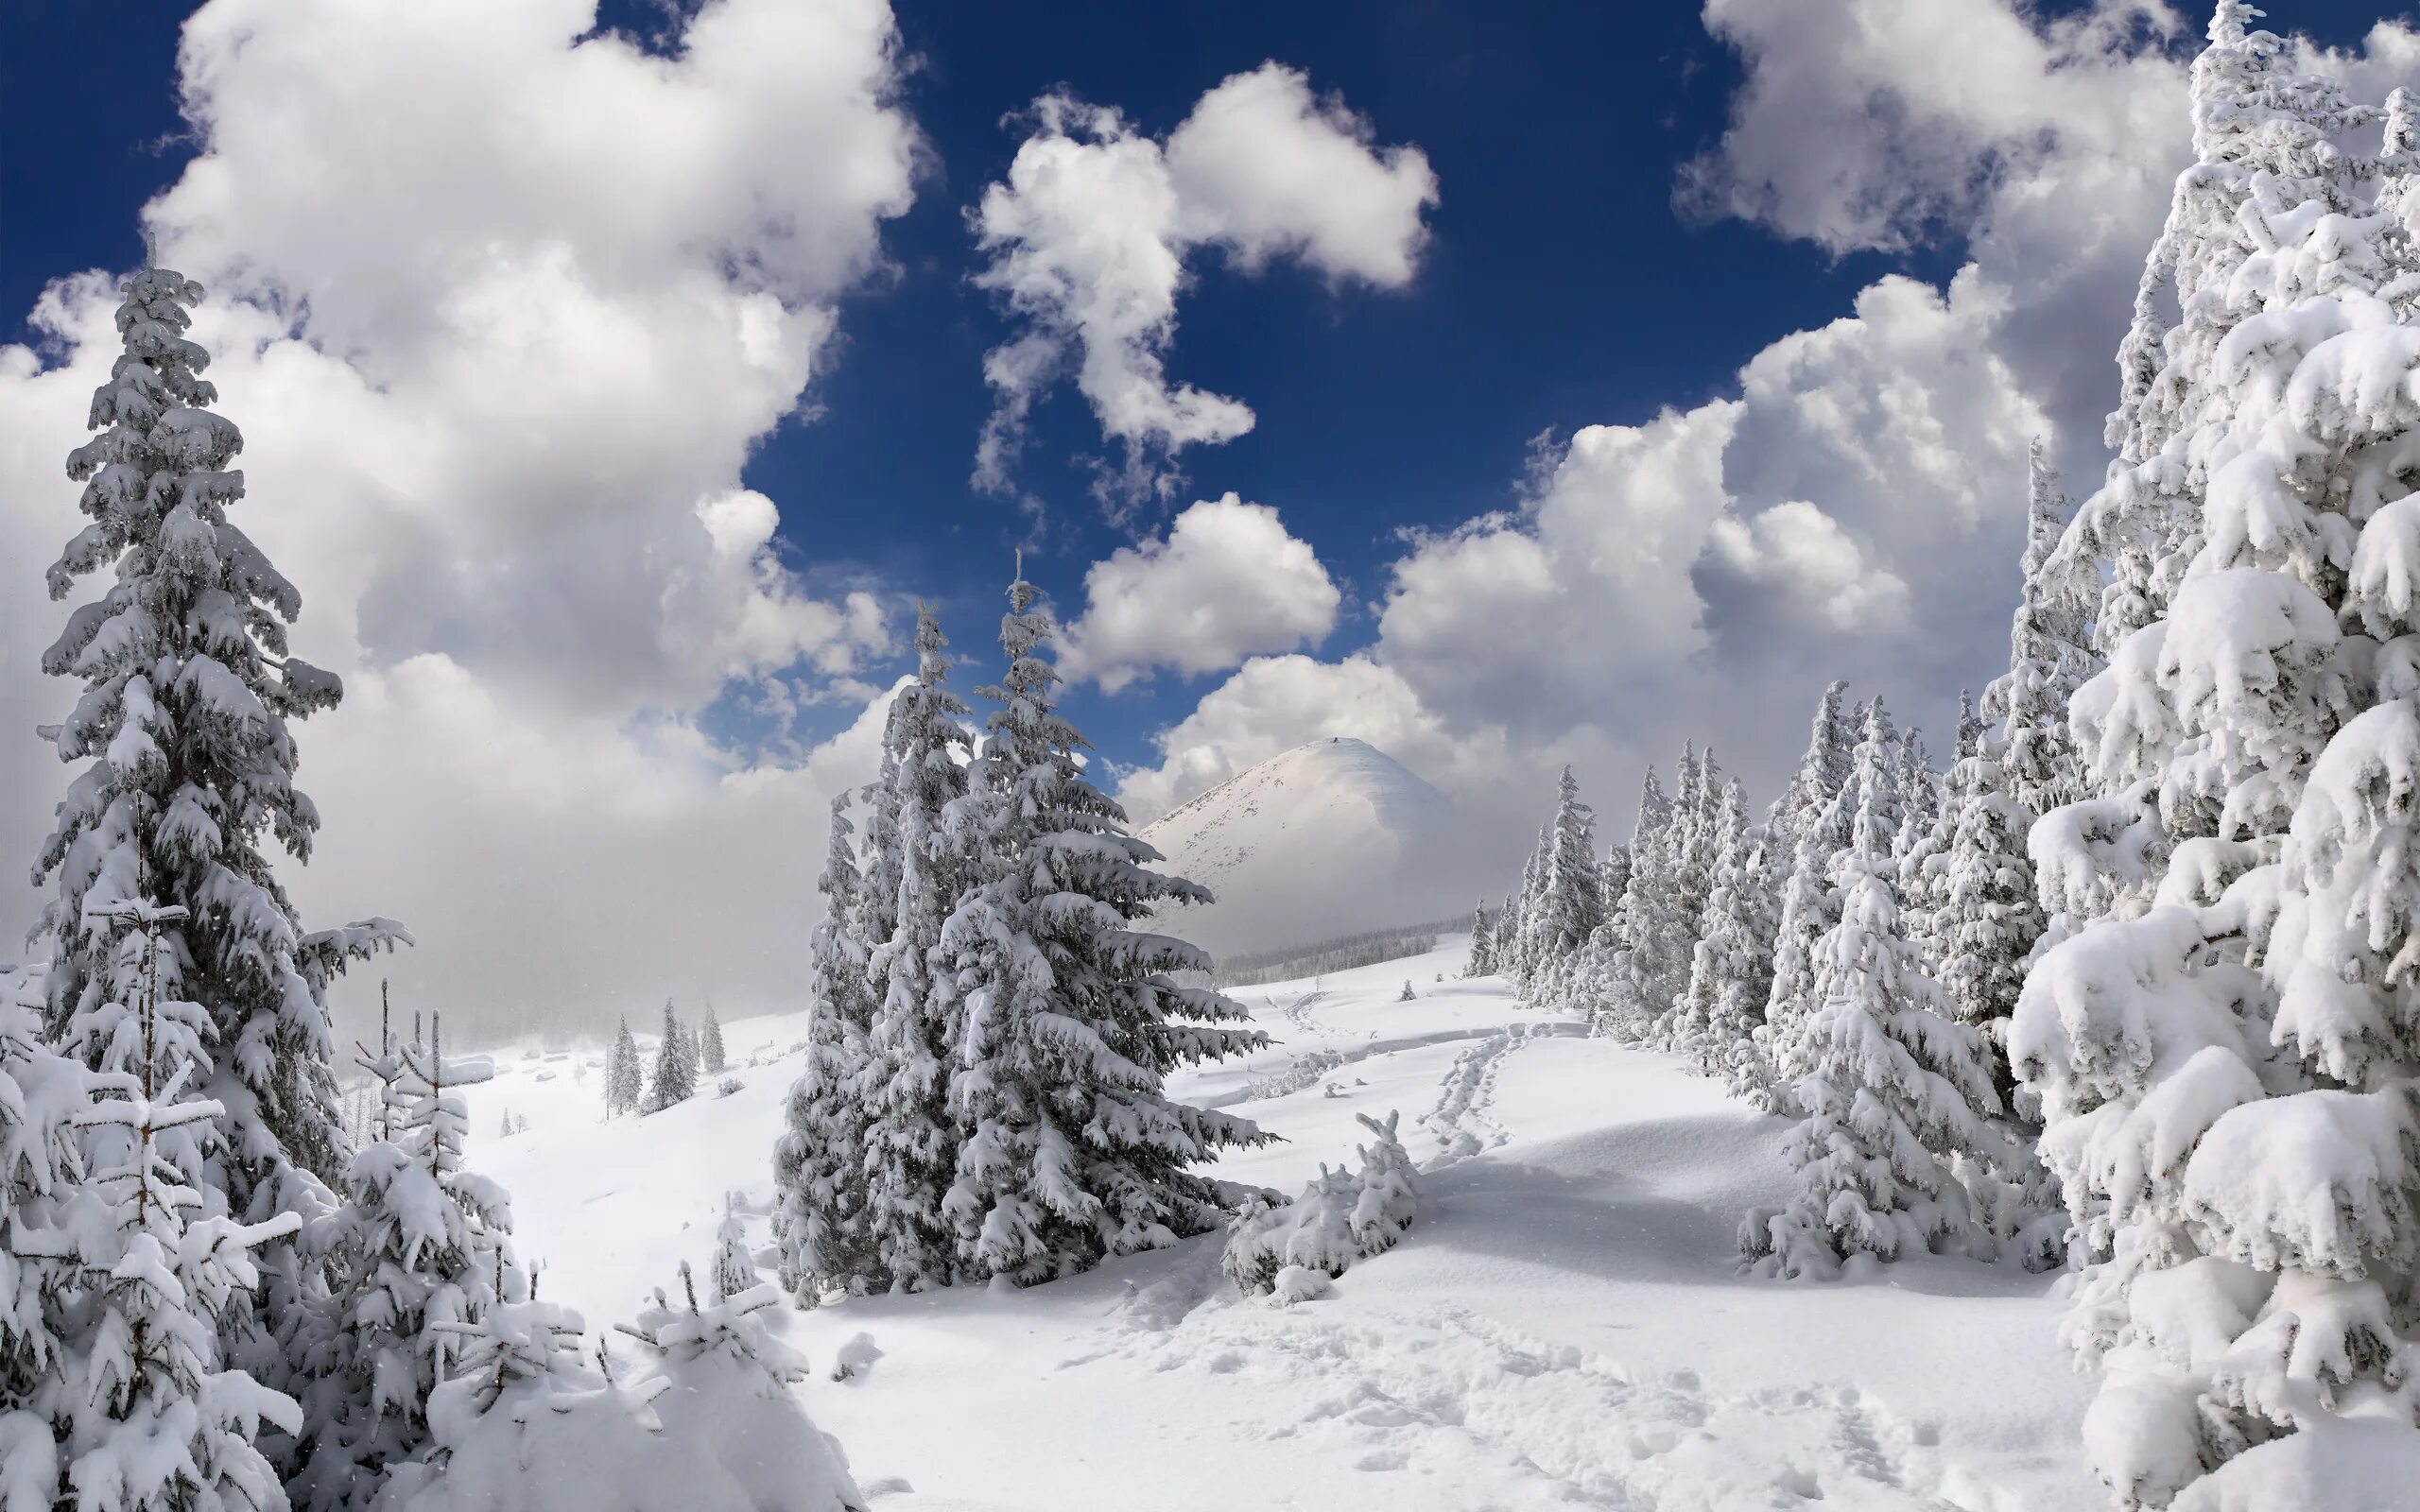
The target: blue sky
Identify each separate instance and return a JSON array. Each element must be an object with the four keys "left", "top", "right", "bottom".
[
  {"left": 3, "top": 0, "right": 2414, "bottom": 1025},
  {"left": 9, "top": 0, "right": 1946, "bottom": 764}
]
